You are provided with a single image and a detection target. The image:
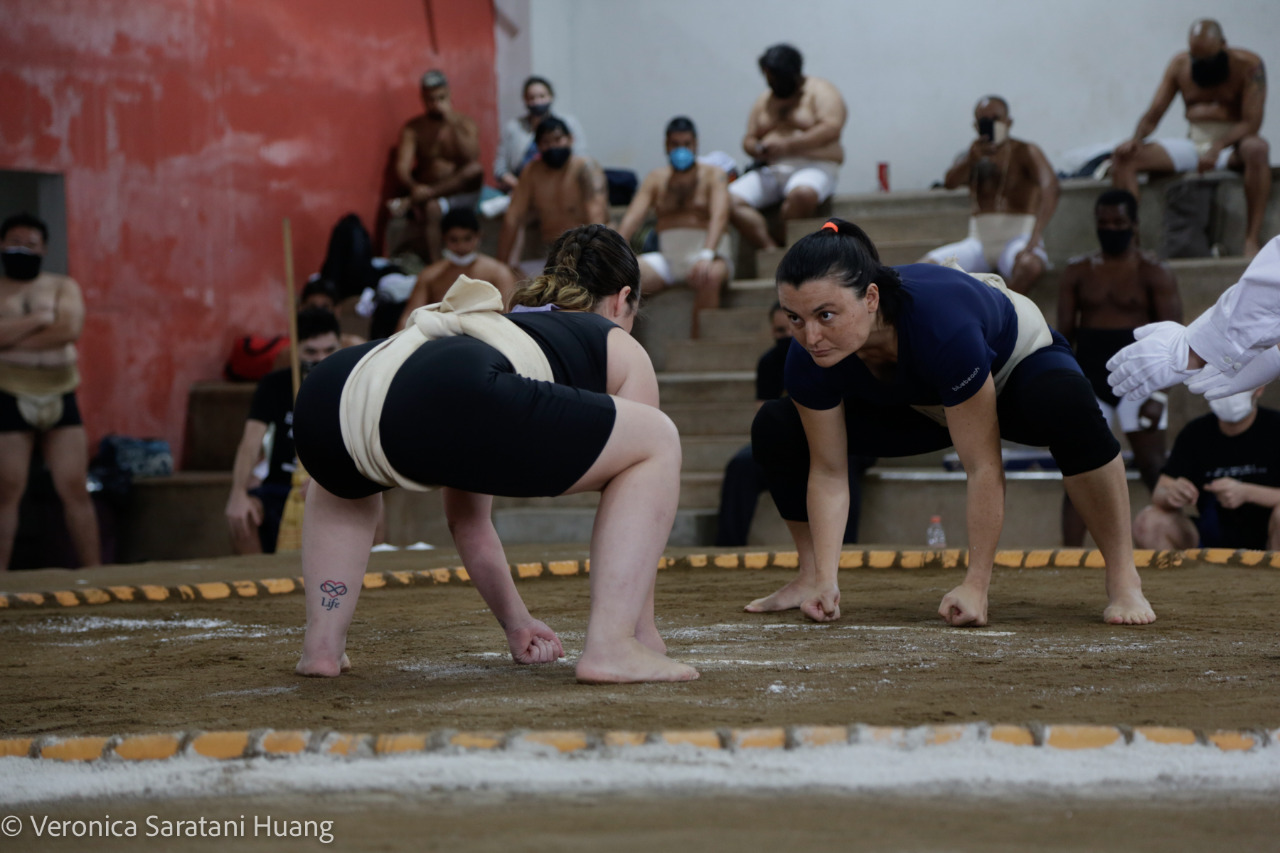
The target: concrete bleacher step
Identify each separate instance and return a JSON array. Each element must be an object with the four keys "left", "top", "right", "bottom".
[
  {"left": 786, "top": 210, "right": 969, "bottom": 246},
  {"left": 492, "top": 507, "right": 717, "bottom": 547},
  {"left": 665, "top": 339, "right": 776, "bottom": 373},
  {"left": 722, "top": 279, "right": 777, "bottom": 308},
  {"left": 756, "top": 239, "right": 938, "bottom": 279},
  {"left": 697, "top": 306, "right": 777, "bottom": 339},
  {"left": 184, "top": 381, "right": 255, "bottom": 471},
  {"left": 681, "top": 434, "right": 749, "bottom": 473},
  {"left": 491, "top": 471, "right": 724, "bottom": 512},
  {"left": 658, "top": 371, "right": 754, "bottom": 404},
  {"left": 827, "top": 189, "right": 971, "bottom": 220},
  {"left": 661, "top": 401, "right": 757, "bottom": 436}
]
